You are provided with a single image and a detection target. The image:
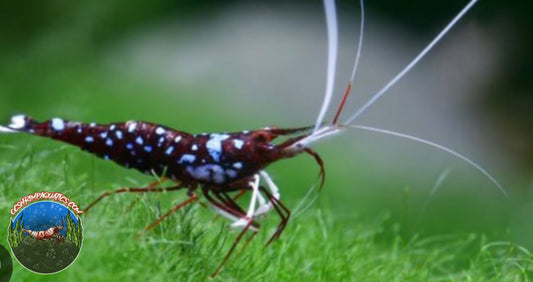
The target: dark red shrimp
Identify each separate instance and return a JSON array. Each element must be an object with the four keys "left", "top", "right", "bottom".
[
  {"left": 0, "top": 0, "right": 498, "bottom": 277},
  {"left": 1, "top": 115, "right": 323, "bottom": 188},
  {"left": 0, "top": 114, "right": 324, "bottom": 276}
]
